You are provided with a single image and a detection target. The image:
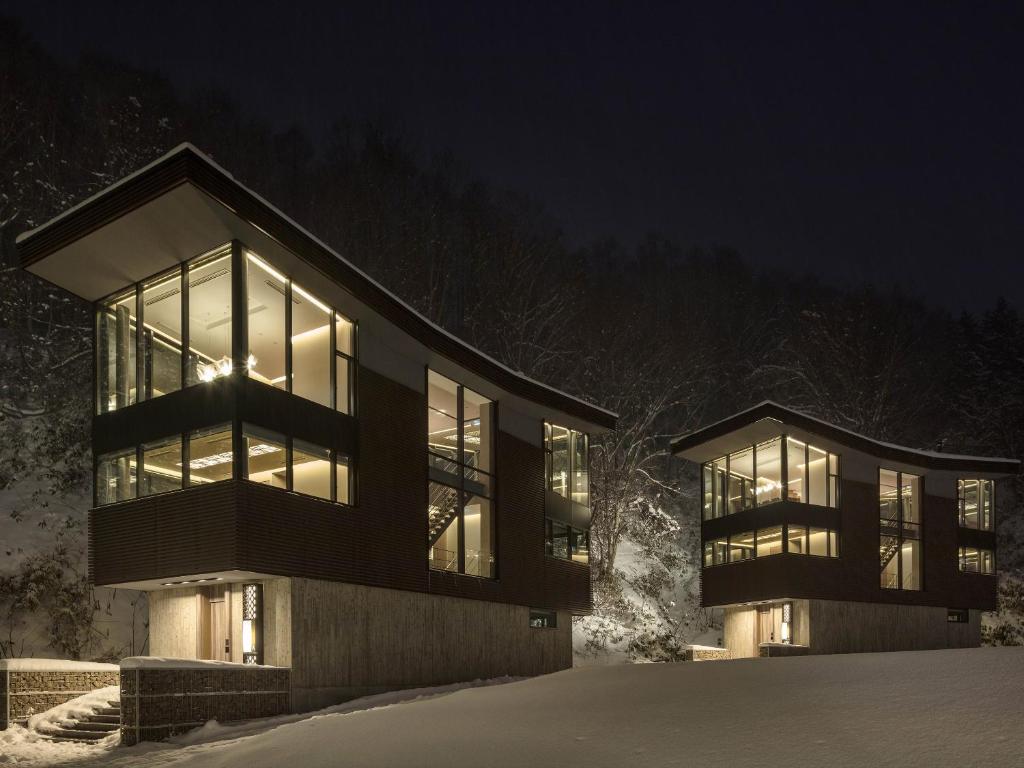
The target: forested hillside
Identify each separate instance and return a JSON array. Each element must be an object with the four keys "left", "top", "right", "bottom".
[{"left": 1, "top": 16, "right": 1021, "bottom": 660}]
